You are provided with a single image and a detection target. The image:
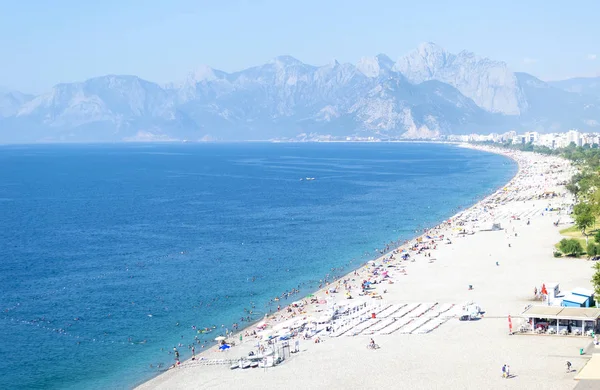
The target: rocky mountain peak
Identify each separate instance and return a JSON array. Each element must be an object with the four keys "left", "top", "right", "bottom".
[
  {"left": 357, "top": 54, "right": 395, "bottom": 78},
  {"left": 269, "top": 55, "right": 306, "bottom": 69},
  {"left": 394, "top": 42, "right": 523, "bottom": 115}
]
